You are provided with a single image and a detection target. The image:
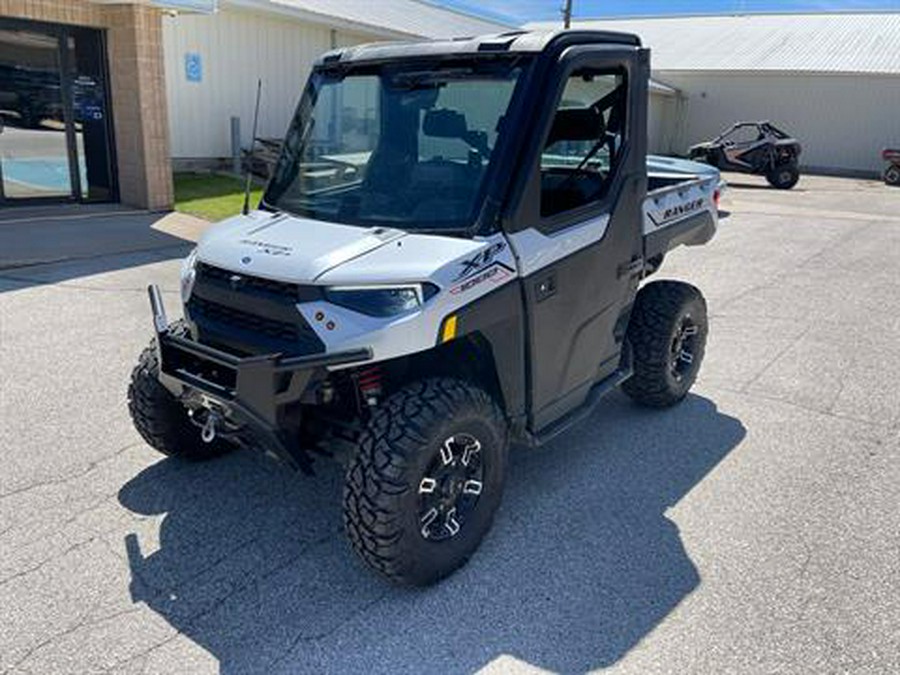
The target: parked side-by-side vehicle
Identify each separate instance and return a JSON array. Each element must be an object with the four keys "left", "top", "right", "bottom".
[
  {"left": 690, "top": 121, "right": 801, "bottom": 189},
  {"left": 129, "top": 30, "right": 720, "bottom": 585}
]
